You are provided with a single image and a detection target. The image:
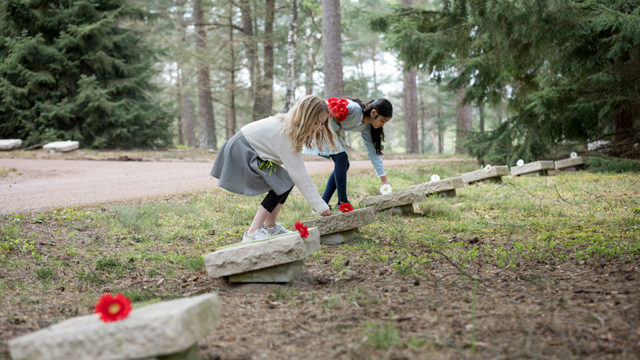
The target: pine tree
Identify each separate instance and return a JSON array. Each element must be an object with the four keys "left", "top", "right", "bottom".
[
  {"left": 0, "top": 0, "right": 172, "bottom": 148},
  {"left": 369, "top": 0, "right": 640, "bottom": 162}
]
